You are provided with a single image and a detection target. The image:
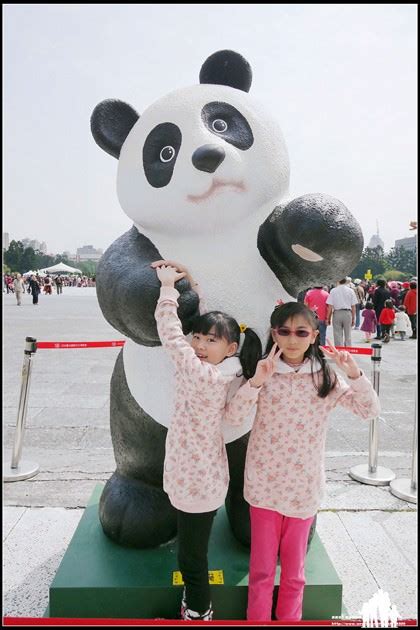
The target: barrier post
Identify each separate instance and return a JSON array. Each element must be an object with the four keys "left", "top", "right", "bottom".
[
  {"left": 3, "top": 337, "right": 40, "bottom": 482},
  {"left": 389, "top": 380, "right": 417, "bottom": 504},
  {"left": 348, "top": 343, "right": 396, "bottom": 486}
]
